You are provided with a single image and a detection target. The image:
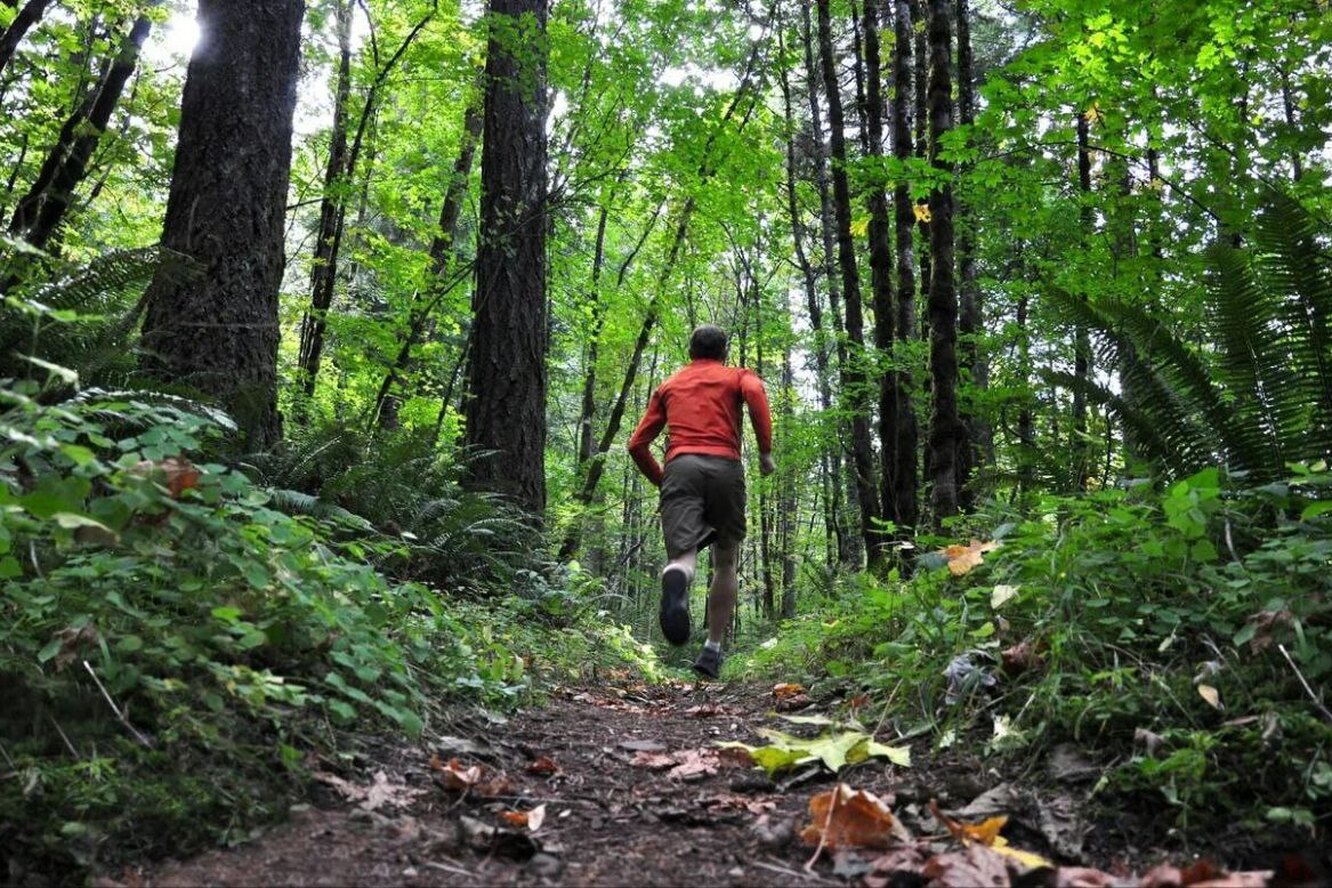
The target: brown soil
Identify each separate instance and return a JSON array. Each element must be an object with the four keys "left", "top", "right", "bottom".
[{"left": 104, "top": 679, "right": 1301, "bottom": 888}]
